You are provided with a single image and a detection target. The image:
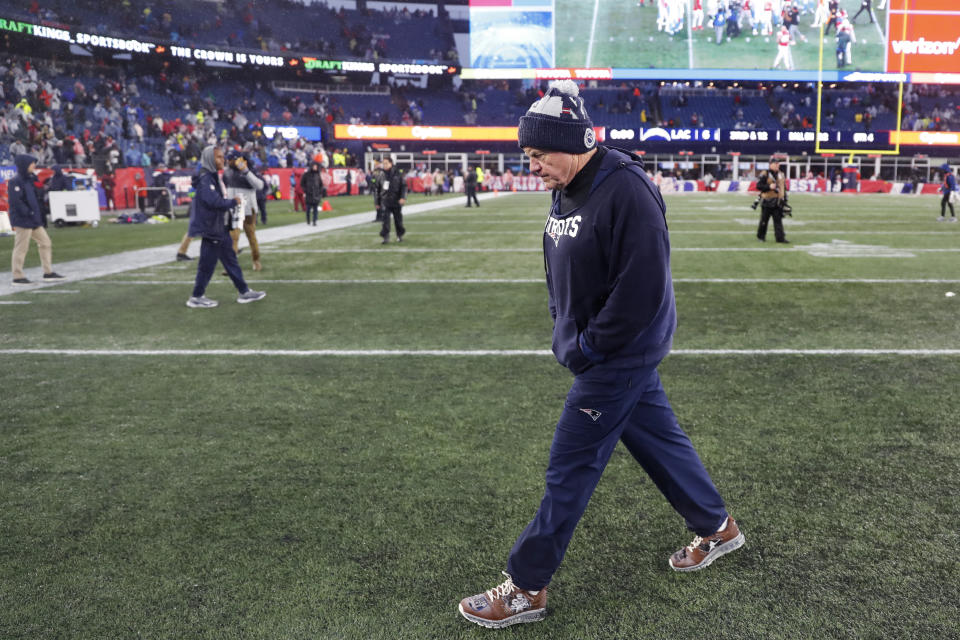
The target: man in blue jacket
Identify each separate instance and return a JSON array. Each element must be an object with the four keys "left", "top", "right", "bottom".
[
  {"left": 8, "top": 154, "right": 66, "bottom": 285},
  {"left": 938, "top": 163, "right": 957, "bottom": 222},
  {"left": 186, "top": 145, "right": 265, "bottom": 308},
  {"left": 458, "top": 81, "right": 742, "bottom": 629}
]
